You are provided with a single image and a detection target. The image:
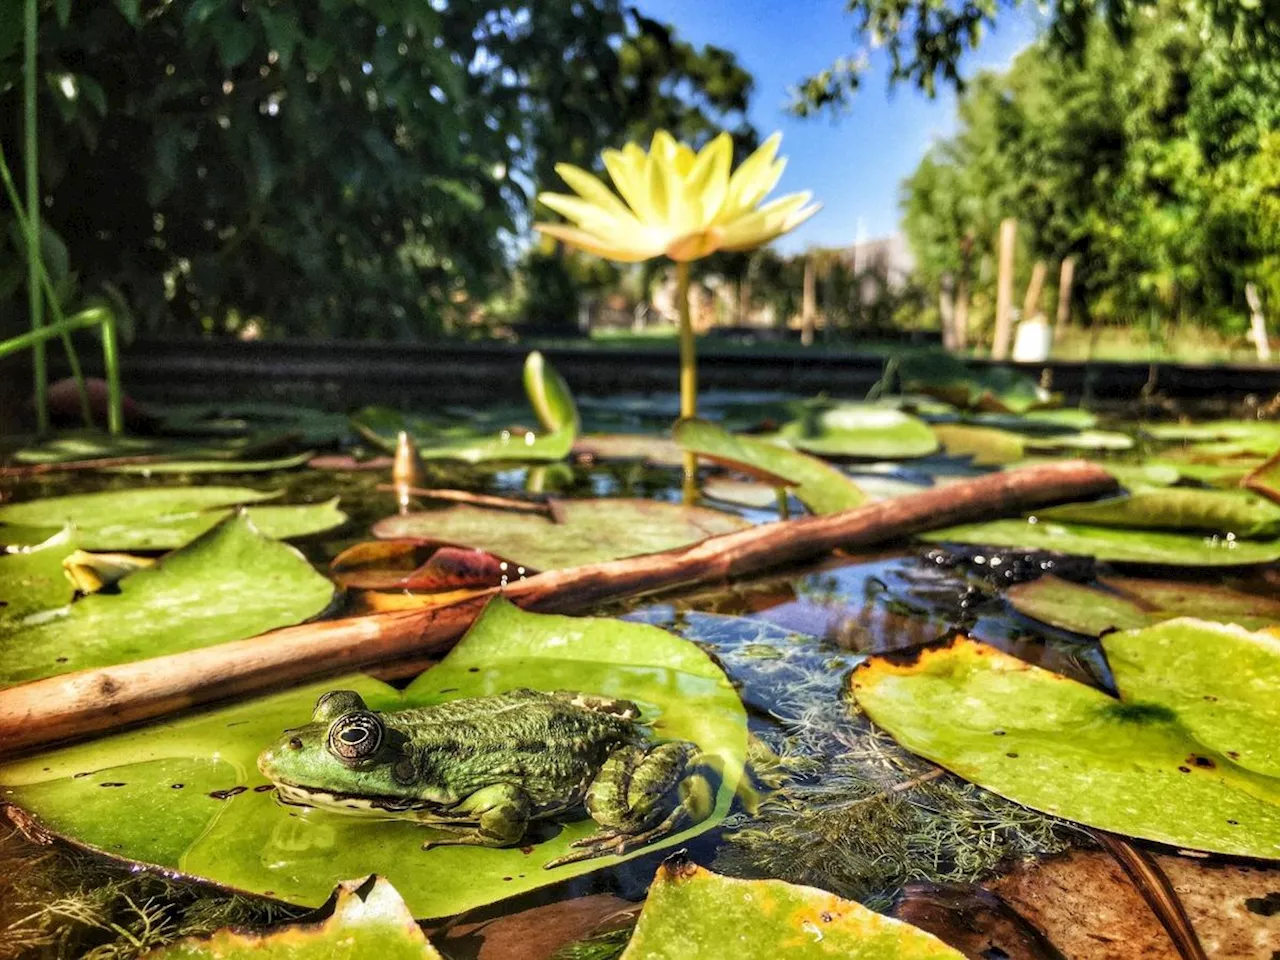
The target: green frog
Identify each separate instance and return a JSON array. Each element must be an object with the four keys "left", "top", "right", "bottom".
[{"left": 257, "top": 688, "right": 709, "bottom": 868}]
